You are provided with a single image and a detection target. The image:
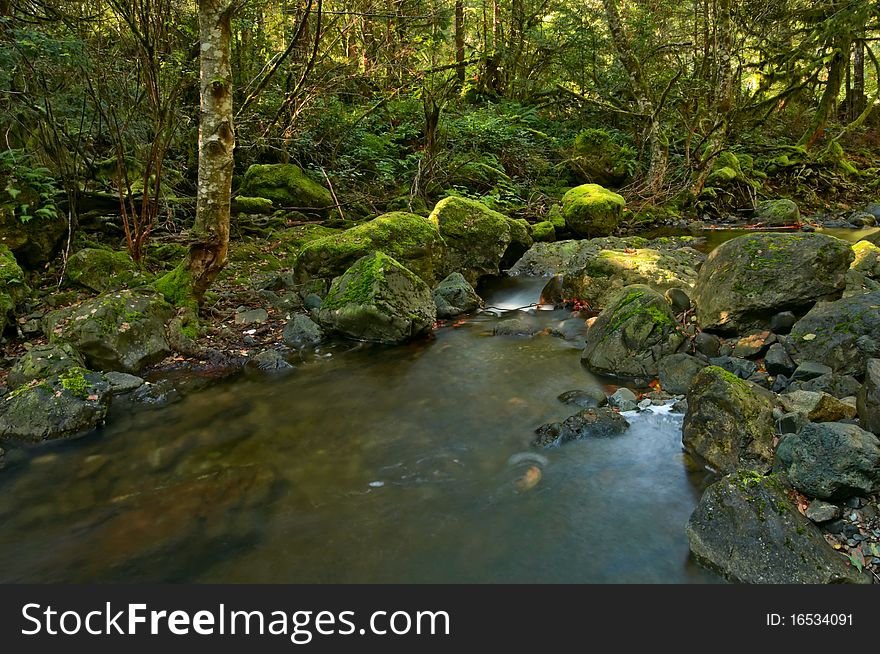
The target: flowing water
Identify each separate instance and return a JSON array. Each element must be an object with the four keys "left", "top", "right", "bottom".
[{"left": 0, "top": 278, "right": 720, "bottom": 583}]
